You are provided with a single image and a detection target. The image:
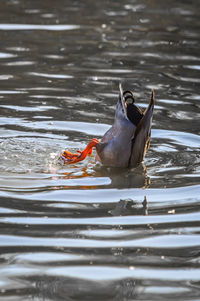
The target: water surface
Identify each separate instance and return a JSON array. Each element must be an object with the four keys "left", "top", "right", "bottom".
[{"left": 0, "top": 0, "right": 200, "bottom": 300}]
